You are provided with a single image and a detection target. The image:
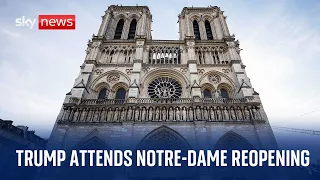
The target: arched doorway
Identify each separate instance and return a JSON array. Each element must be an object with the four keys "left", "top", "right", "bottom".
[
  {"left": 138, "top": 126, "right": 190, "bottom": 150},
  {"left": 213, "top": 132, "right": 269, "bottom": 180},
  {"left": 59, "top": 137, "right": 115, "bottom": 180},
  {"left": 130, "top": 126, "right": 196, "bottom": 180}
]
